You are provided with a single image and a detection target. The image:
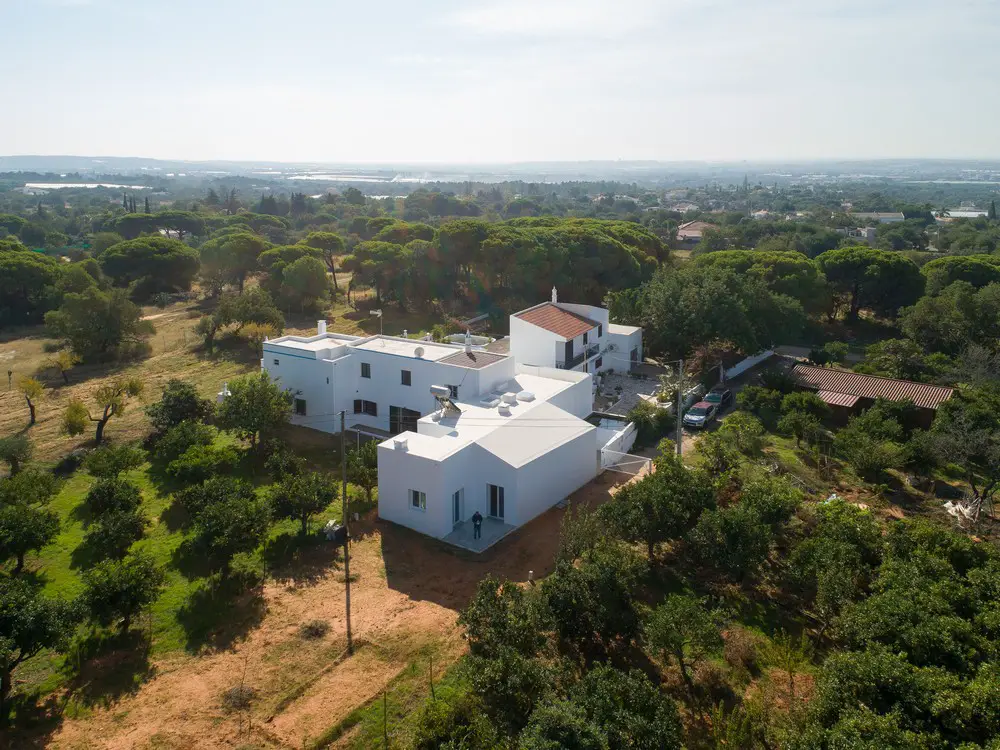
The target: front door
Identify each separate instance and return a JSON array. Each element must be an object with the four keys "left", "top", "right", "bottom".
[
  {"left": 452, "top": 489, "right": 464, "bottom": 526},
  {"left": 488, "top": 484, "right": 504, "bottom": 520}
]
